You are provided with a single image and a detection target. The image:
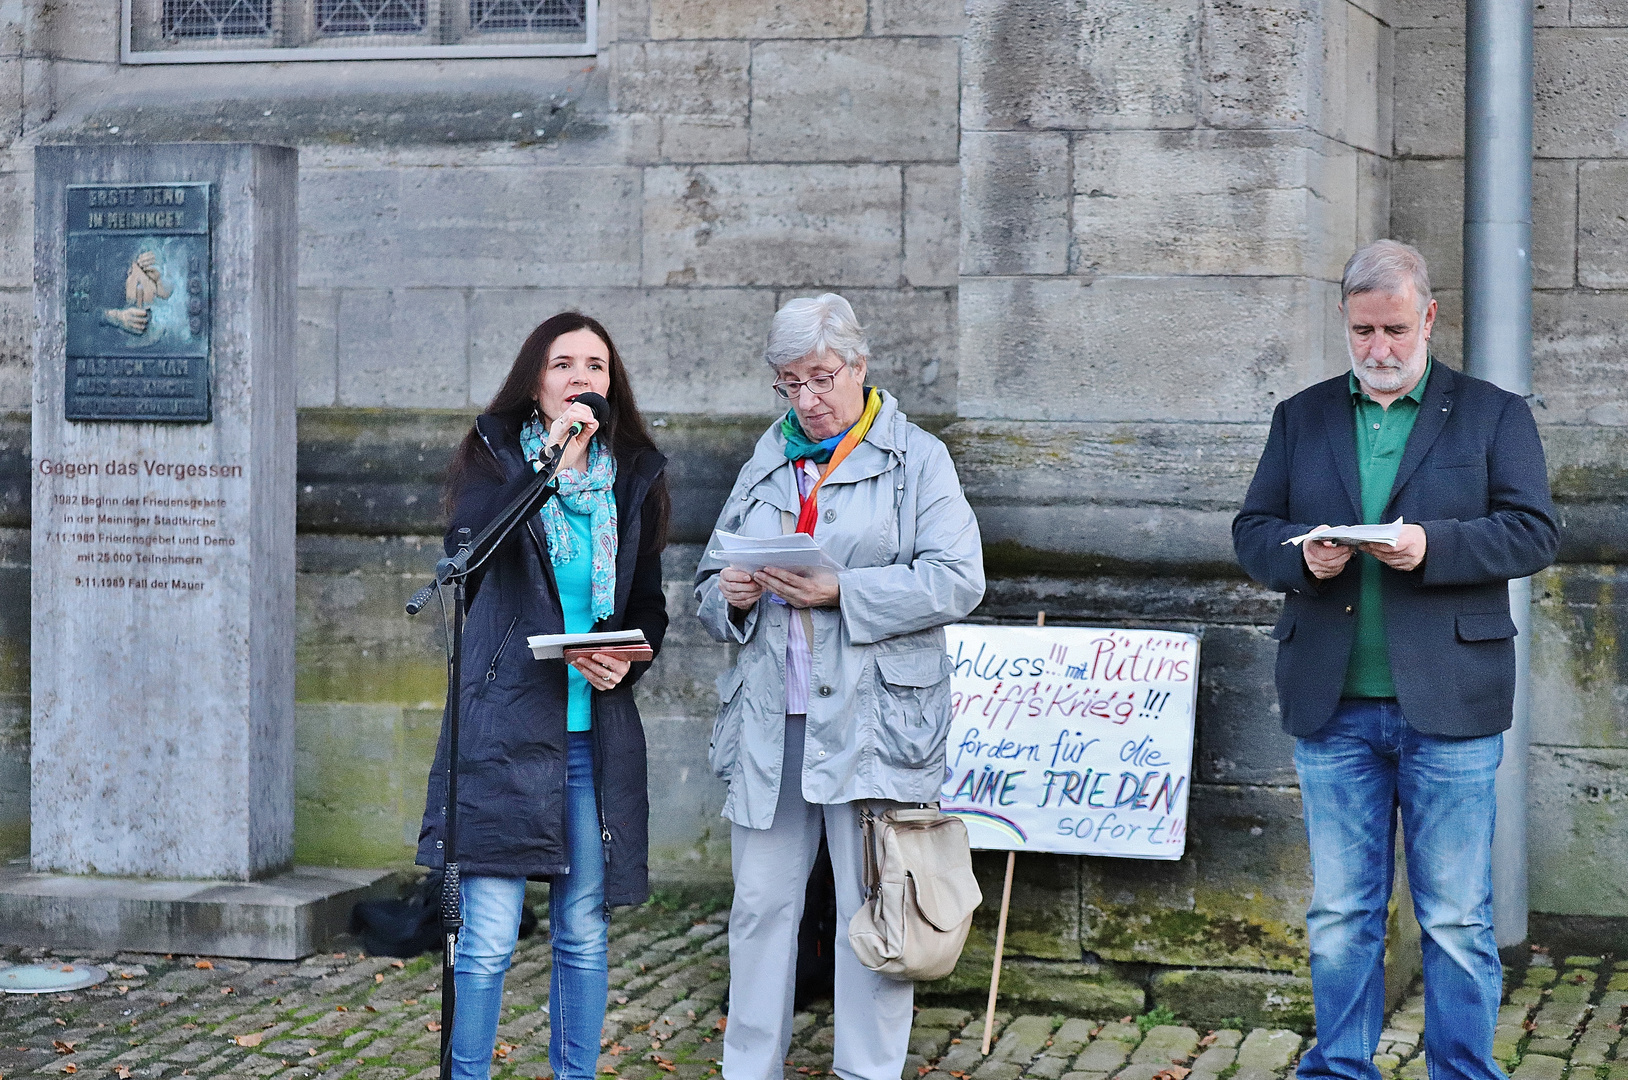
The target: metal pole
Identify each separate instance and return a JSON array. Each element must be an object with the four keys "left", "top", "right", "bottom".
[
  {"left": 439, "top": 579, "right": 465, "bottom": 1077},
  {"left": 1463, "top": 0, "right": 1534, "bottom": 948}
]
